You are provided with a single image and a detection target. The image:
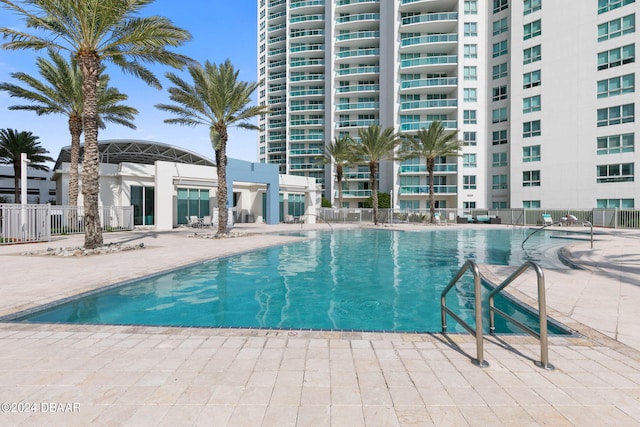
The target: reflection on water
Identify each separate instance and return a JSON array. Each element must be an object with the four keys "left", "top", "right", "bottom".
[{"left": 19, "top": 229, "right": 569, "bottom": 333}]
